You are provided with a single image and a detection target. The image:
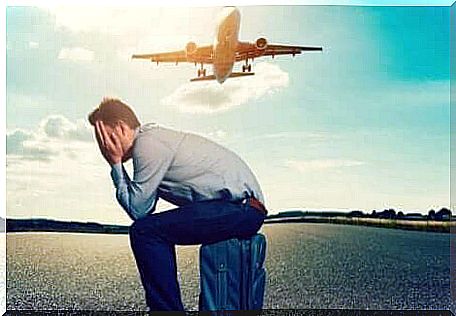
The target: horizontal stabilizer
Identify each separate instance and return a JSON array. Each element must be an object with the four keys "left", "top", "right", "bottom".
[
  {"left": 229, "top": 72, "right": 255, "bottom": 78},
  {"left": 190, "top": 75, "right": 217, "bottom": 82},
  {"left": 190, "top": 72, "right": 255, "bottom": 82}
]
